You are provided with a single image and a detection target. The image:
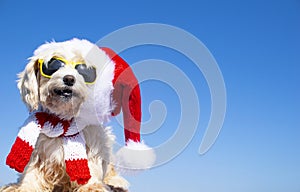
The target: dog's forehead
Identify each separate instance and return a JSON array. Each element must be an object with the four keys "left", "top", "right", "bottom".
[{"left": 33, "top": 39, "right": 100, "bottom": 67}]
